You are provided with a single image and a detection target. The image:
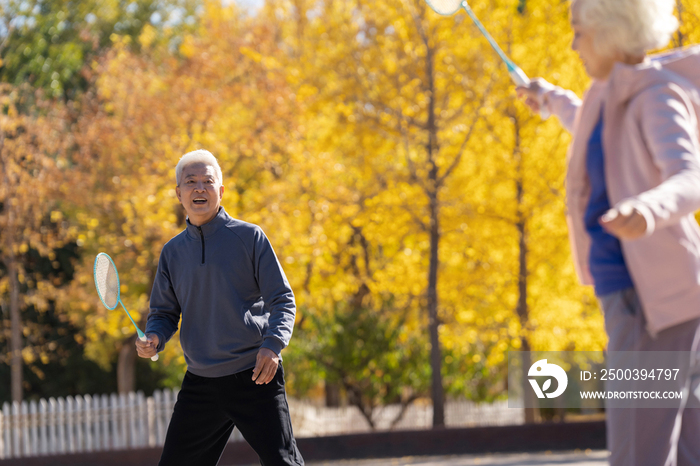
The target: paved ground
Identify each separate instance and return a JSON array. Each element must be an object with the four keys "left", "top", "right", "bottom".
[{"left": 299, "top": 451, "right": 609, "bottom": 466}]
